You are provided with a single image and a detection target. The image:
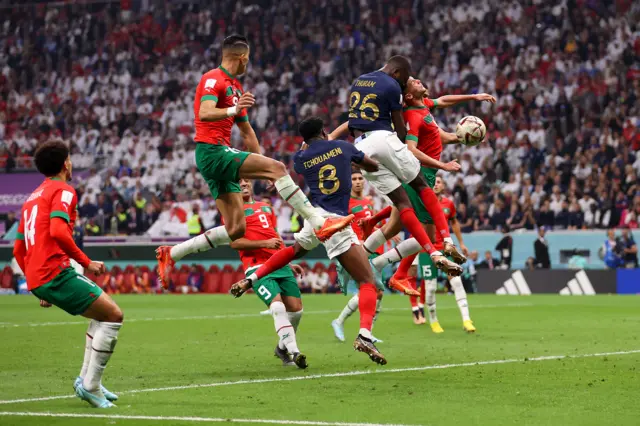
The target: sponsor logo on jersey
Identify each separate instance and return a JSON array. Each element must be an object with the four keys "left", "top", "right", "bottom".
[
  {"left": 443, "top": 207, "right": 450, "bottom": 216},
  {"left": 225, "top": 86, "right": 234, "bottom": 97}
]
